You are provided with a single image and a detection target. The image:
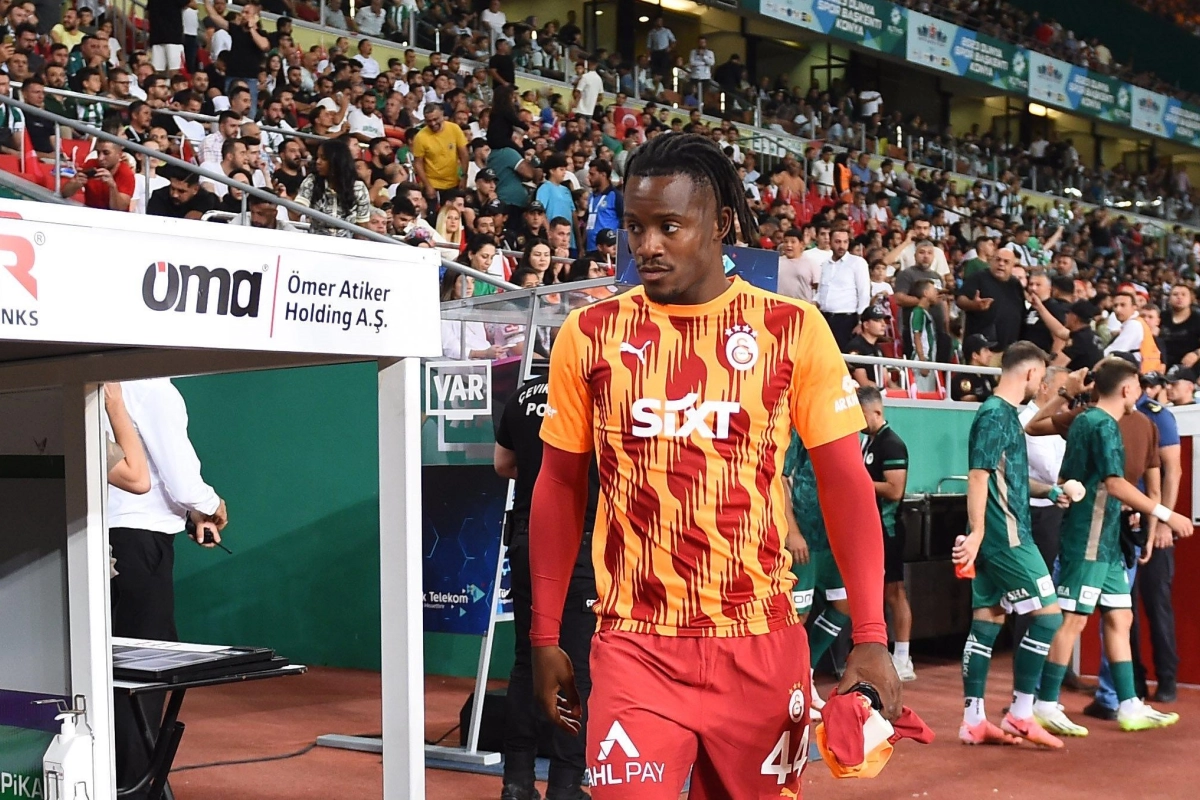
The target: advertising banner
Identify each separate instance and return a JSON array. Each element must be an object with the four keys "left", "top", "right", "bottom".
[
  {"left": 757, "top": 0, "right": 906, "bottom": 56},
  {"left": 905, "top": 10, "right": 1028, "bottom": 92},
  {"left": 1027, "top": 52, "right": 1131, "bottom": 126},
  {"left": 1131, "top": 86, "right": 1171, "bottom": 139},
  {"left": 0, "top": 690, "right": 62, "bottom": 800},
  {"left": 422, "top": 465, "right": 510, "bottom": 635},
  {"left": 0, "top": 201, "right": 441, "bottom": 359}
]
